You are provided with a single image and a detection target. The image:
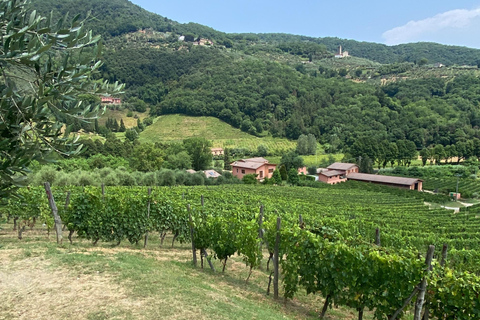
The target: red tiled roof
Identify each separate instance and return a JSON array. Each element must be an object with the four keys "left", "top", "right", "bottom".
[
  {"left": 327, "top": 162, "right": 358, "bottom": 171},
  {"left": 231, "top": 157, "right": 275, "bottom": 170},
  {"left": 319, "top": 170, "right": 344, "bottom": 177}
]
